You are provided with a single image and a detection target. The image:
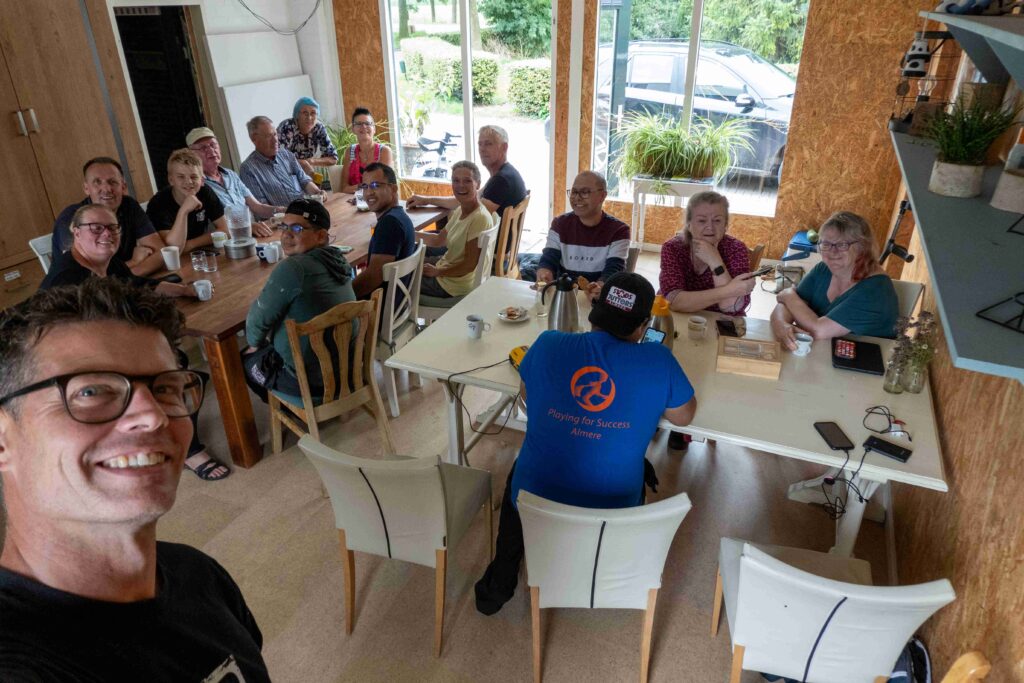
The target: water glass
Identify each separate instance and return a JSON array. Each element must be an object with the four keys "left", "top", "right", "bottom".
[
  {"left": 534, "top": 283, "right": 548, "bottom": 317},
  {"left": 226, "top": 206, "right": 252, "bottom": 242},
  {"left": 190, "top": 251, "right": 208, "bottom": 272},
  {"left": 203, "top": 250, "right": 217, "bottom": 272}
]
